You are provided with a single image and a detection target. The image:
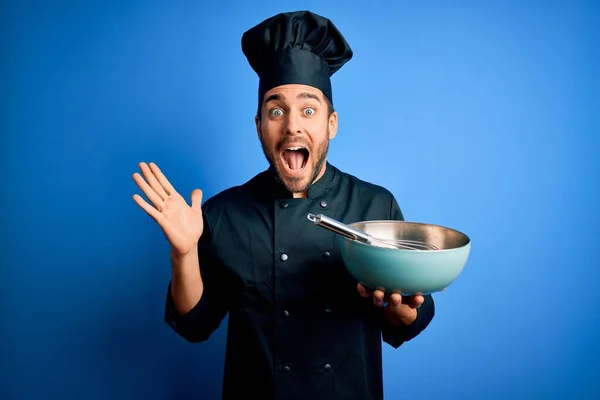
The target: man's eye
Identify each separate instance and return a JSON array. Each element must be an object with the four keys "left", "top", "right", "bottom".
[
  {"left": 304, "top": 107, "right": 315, "bottom": 115},
  {"left": 270, "top": 108, "right": 284, "bottom": 116}
]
